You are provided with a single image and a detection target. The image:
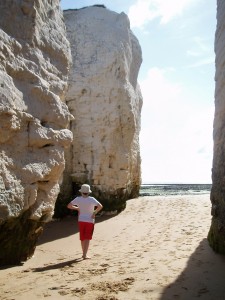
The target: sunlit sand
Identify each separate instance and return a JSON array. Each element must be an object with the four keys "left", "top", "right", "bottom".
[{"left": 1, "top": 194, "right": 225, "bottom": 299}]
